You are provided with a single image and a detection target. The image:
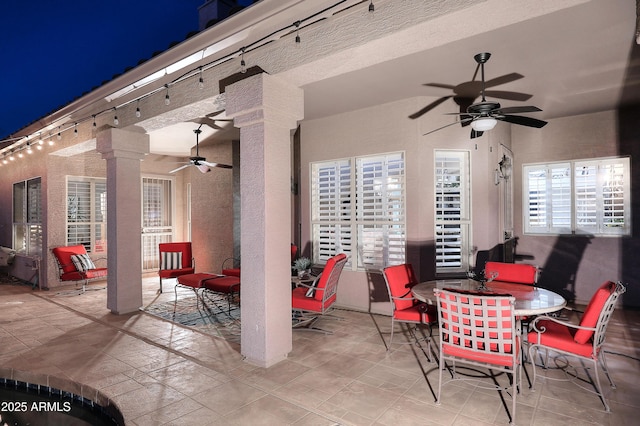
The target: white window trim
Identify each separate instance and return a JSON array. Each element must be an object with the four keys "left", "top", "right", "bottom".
[
  {"left": 523, "top": 156, "right": 631, "bottom": 236},
  {"left": 66, "top": 176, "right": 107, "bottom": 253},
  {"left": 310, "top": 151, "right": 406, "bottom": 271},
  {"left": 434, "top": 149, "right": 472, "bottom": 275}
]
